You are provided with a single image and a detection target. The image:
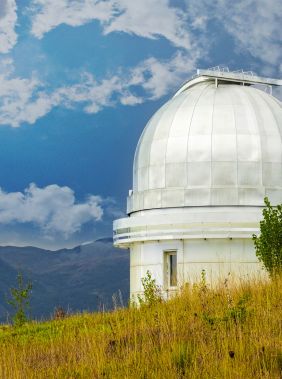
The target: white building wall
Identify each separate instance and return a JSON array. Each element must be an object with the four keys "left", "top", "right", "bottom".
[
  {"left": 182, "top": 238, "right": 264, "bottom": 284},
  {"left": 130, "top": 240, "right": 183, "bottom": 297},
  {"left": 130, "top": 238, "right": 264, "bottom": 299}
]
